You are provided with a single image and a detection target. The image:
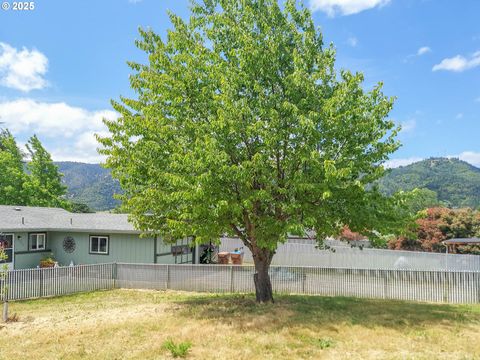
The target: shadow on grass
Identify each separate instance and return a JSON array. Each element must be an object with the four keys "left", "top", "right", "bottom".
[{"left": 170, "top": 292, "right": 480, "bottom": 332}]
